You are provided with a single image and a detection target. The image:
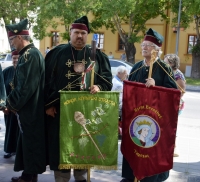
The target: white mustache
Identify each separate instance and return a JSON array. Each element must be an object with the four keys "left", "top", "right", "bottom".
[{"left": 142, "top": 50, "right": 148, "bottom": 54}]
